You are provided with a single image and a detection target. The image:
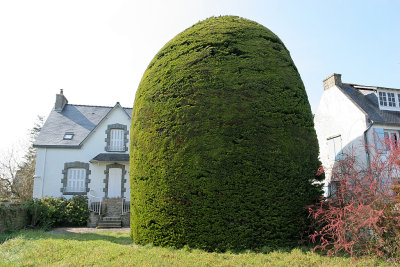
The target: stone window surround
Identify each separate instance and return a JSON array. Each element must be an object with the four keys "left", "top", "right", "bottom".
[
  {"left": 105, "top": 123, "right": 129, "bottom": 152},
  {"left": 103, "top": 163, "right": 127, "bottom": 198},
  {"left": 60, "top": 161, "right": 91, "bottom": 195}
]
